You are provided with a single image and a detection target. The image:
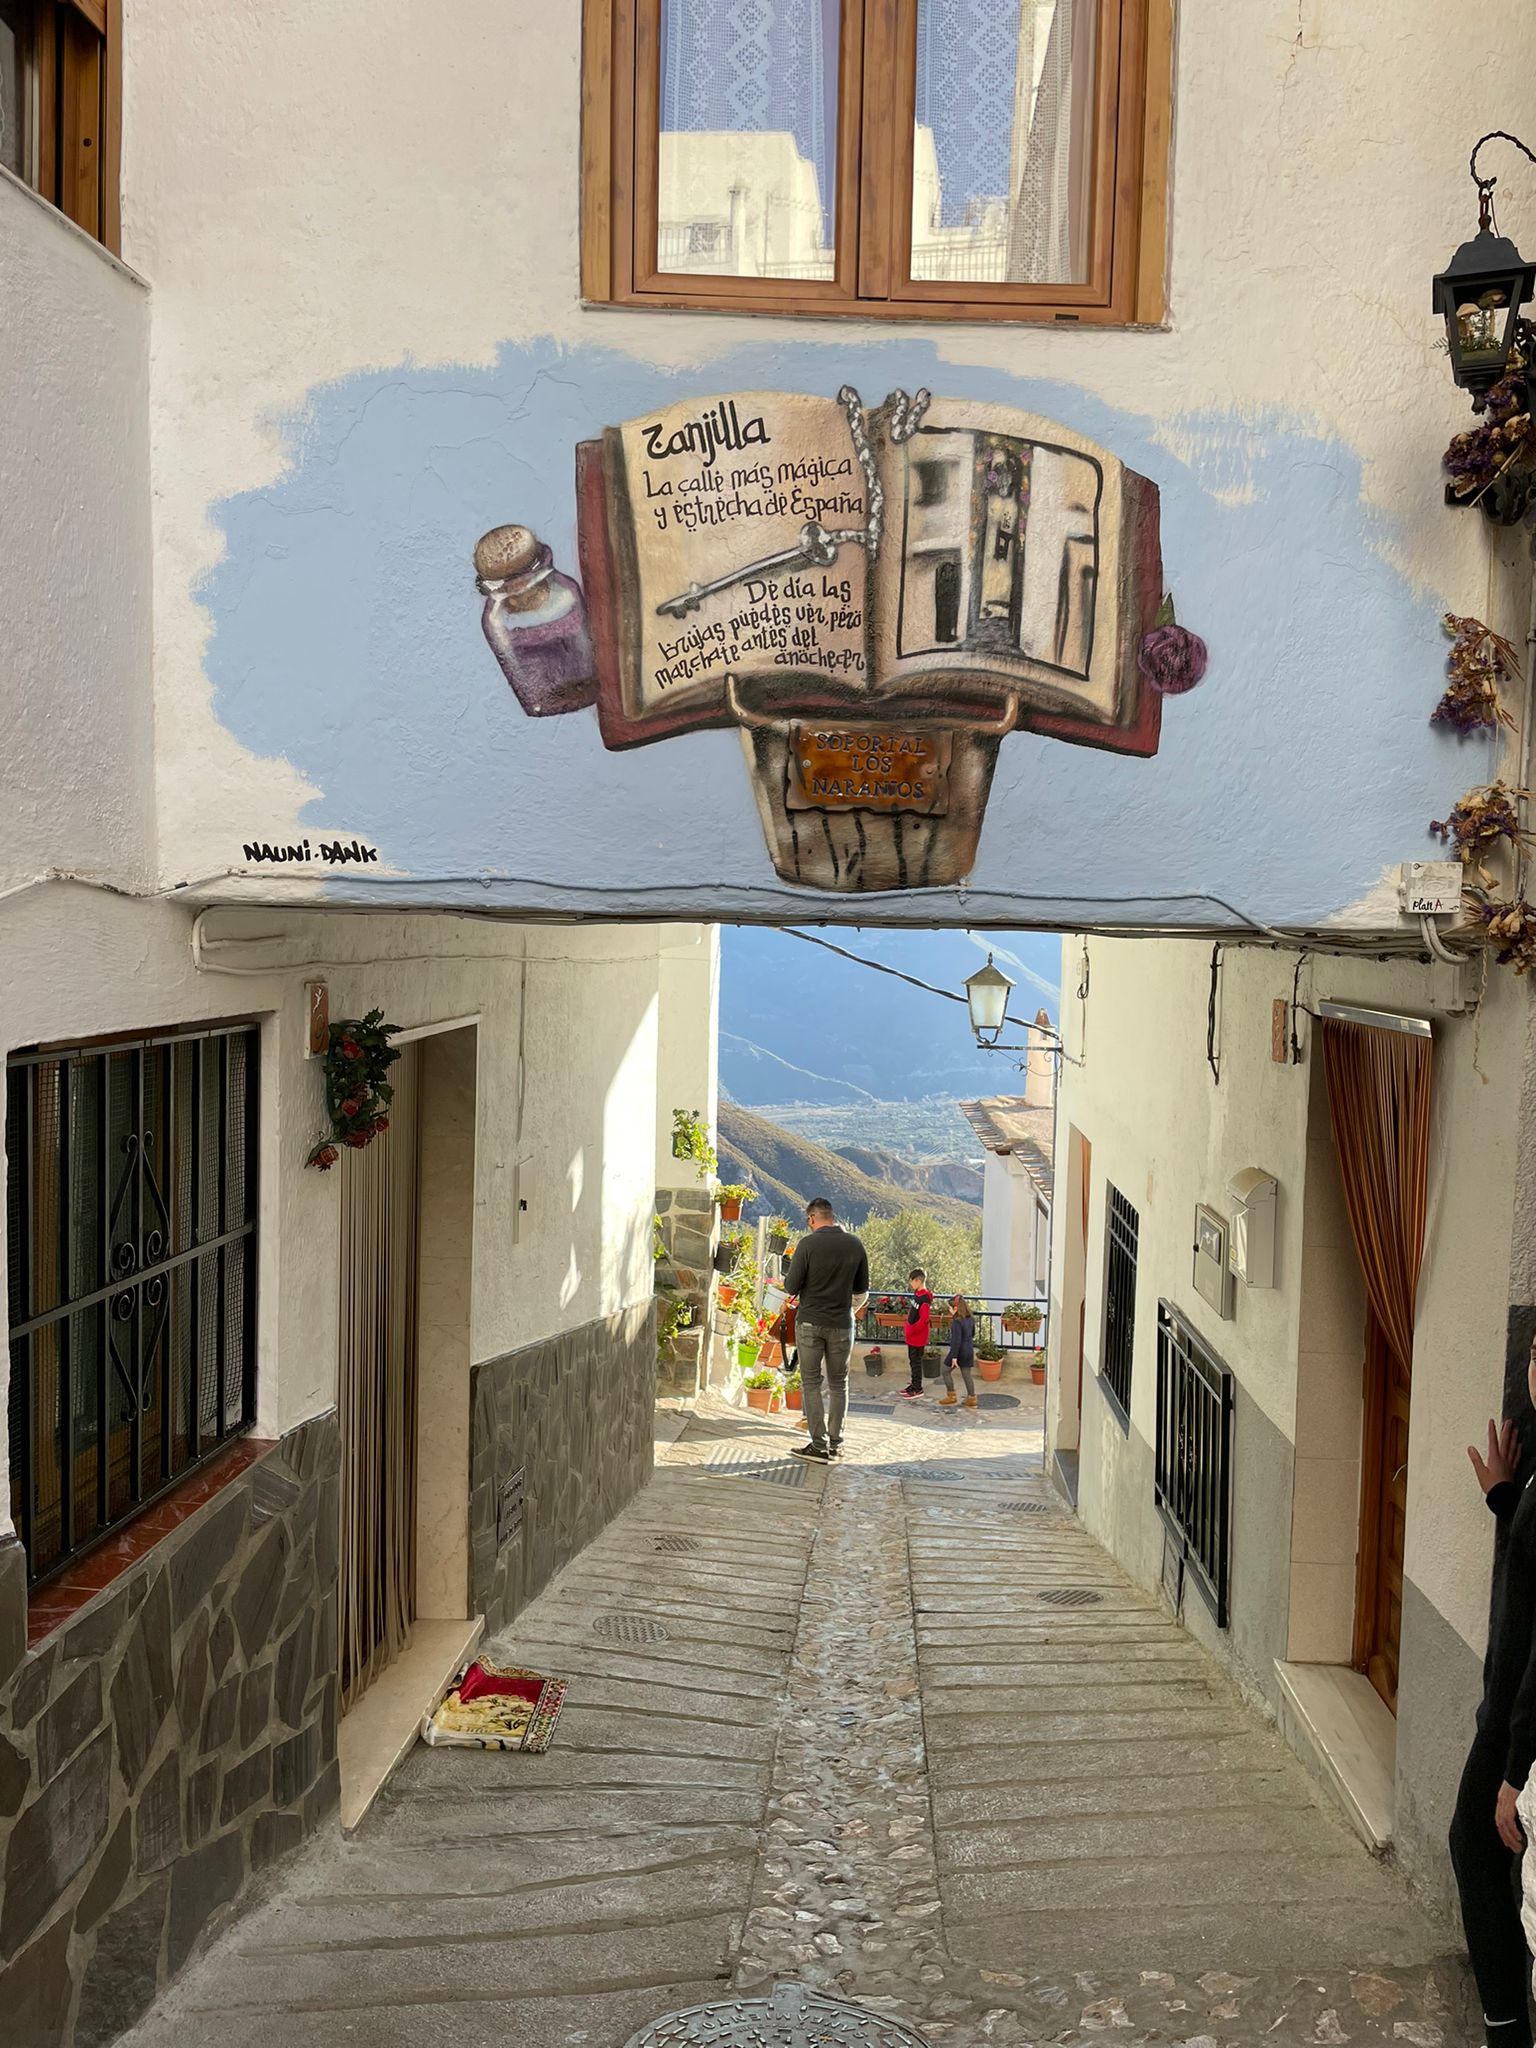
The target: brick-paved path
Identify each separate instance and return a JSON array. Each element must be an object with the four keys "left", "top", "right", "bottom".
[{"left": 123, "top": 1386, "right": 1475, "bottom": 2047}]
